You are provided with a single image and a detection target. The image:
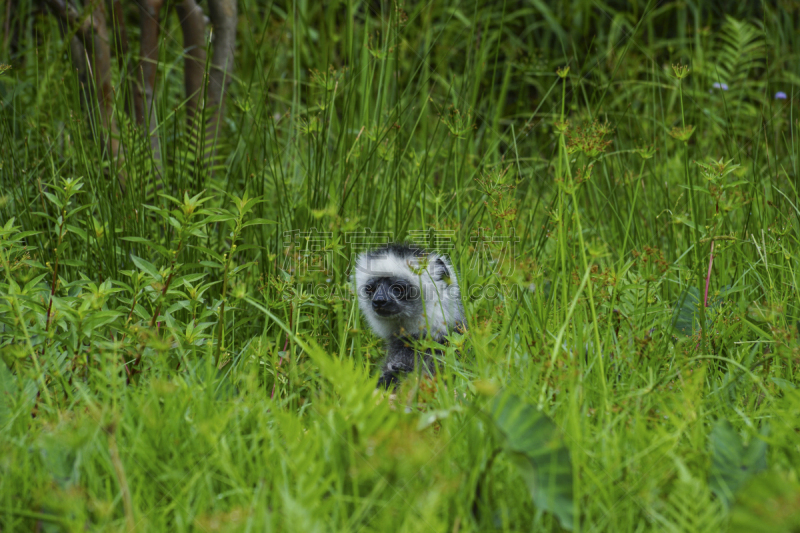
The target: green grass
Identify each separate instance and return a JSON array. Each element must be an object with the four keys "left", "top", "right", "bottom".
[{"left": 1, "top": 0, "right": 800, "bottom": 531}]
